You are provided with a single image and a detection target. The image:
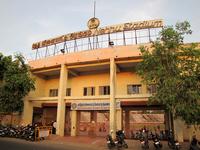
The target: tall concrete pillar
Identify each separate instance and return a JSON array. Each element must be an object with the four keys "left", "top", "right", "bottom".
[
  {"left": 109, "top": 58, "right": 117, "bottom": 138},
  {"left": 71, "top": 110, "right": 77, "bottom": 136},
  {"left": 174, "top": 118, "right": 184, "bottom": 142},
  {"left": 56, "top": 64, "right": 68, "bottom": 136},
  {"left": 116, "top": 108, "right": 122, "bottom": 130},
  {"left": 22, "top": 98, "right": 33, "bottom": 125}
]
